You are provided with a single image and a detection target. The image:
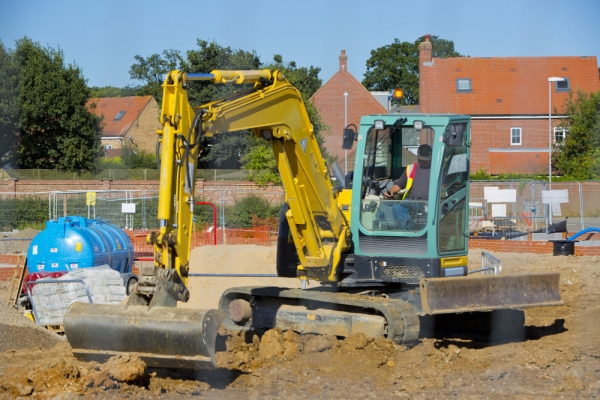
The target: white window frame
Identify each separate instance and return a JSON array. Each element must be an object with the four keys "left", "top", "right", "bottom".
[
  {"left": 554, "top": 127, "right": 568, "bottom": 145},
  {"left": 105, "top": 144, "right": 112, "bottom": 149},
  {"left": 510, "top": 127, "right": 522, "bottom": 146},
  {"left": 456, "top": 78, "right": 472, "bottom": 92}
]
